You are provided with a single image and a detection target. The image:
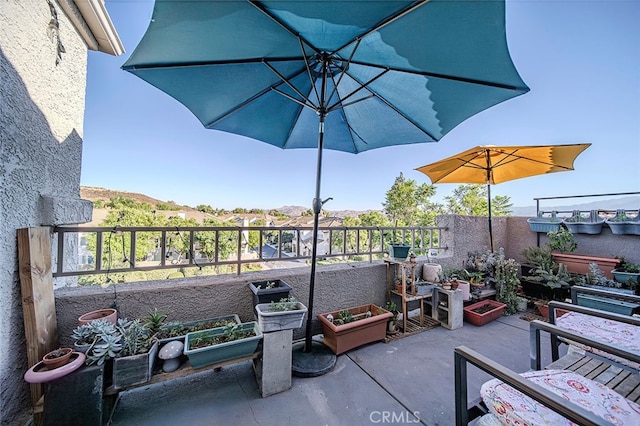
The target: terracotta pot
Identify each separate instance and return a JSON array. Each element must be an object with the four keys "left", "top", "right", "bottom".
[
  {"left": 78, "top": 308, "right": 117, "bottom": 325},
  {"left": 42, "top": 348, "right": 73, "bottom": 369}
]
